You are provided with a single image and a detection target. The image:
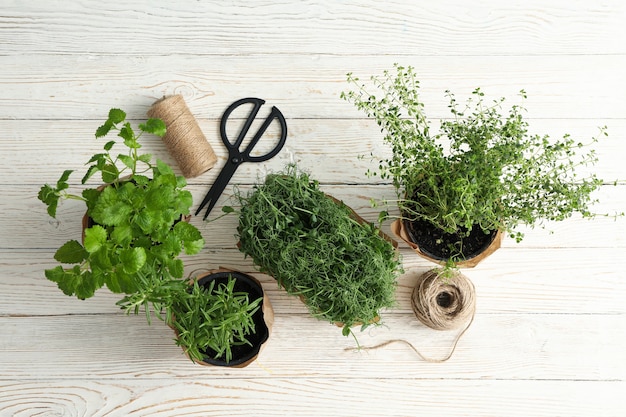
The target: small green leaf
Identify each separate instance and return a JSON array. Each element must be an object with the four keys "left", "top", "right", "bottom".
[
  {"left": 120, "top": 247, "right": 147, "bottom": 274},
  {"left": 82, "top": 188, "right": 101, "bottom": 211},
  {"left": 118, "top": 122, "right": 134, "bottom": 142},
  {"left": 135, "top": 210, "right": 154, "bottom": 233},
  {"left": 111, "top": 224, "right": 133, "bottom": 246},
  {"left": 44, "top": 266, "right": 65, "bottom": 286},
  {"left": 168, "top": 258, "right": 184, "bottom": 278},
  {"left": 101, "top": 163, "right": 119, "bottom": 183},
  {"left": 57, "top": 170, "right": 73, "bottom": 187},
  {"left": 155, "top": 159, "right": 174, "bottom": 176},
  {"left": 184, "top": 238, "right": 204, "bottom": 255},
  {"left": 97, "top": 201, "right": 133, "bottom": 226},
  {"left": 54, "top": 240, "right": 88, "bottom": 264},
  {"left": 117, "top": 154, "right": 135, "bottom": 170},
  {"left": 87, "top": 153, "right": 106, "bottom": 164},
  {"left": 137, "top": 153, "right": 152, "bottom": 164},
  {"left": 95, "top": 120, "right": 113, "bottom": 138},
  {"left": 38, "top": 184, "right": 60, "bottom": 218},
  {"left": 139, "top": 118, "right": 167, "bottom": 137},
  {"left": 342, "top": 325, "right": 351, "bottom": 337},
  {"left": 173, "top": 221, "right": 205, "bottom": 255},
  {"left": 81, "top": 165, "right": 99, "bottom": 185},
  {"left": 45, "top": 266, "right": 101, "bottom": 299},
  {"left": 104, "top": 140, "right": 116, "bottom": 151},
  {"left": 222, "top": 206, "right": 235, "bottom": 214},
  {"left": 132, "top": 174, "right": 150, "bottom": 186},
  {"left": 108, "top": 108, "right": 126, "bottom": 124},
  {"left": 84, "top": 225, "right": 108, "bottom": 253}
]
